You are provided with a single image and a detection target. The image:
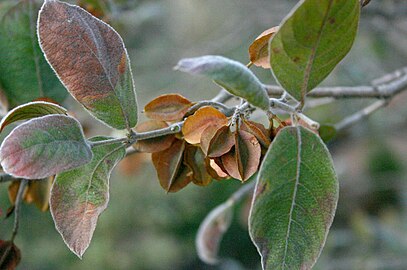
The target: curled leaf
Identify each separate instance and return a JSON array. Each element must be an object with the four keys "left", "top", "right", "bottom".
[
  {"left": 206, "top": 159, "right": 229, "bottom": 180},
  {"left": 221, "top": 130, "right": 261, "bottom": 182},
  {"left": 201, "top": 125, "right": 234, "bottom": 158},
  {"left": 133, "top": 120, "right": 175, "bottom": 153},
  {"left": 184, "top": 145, "right": 212, "bottom": 186},
  {"left": 152, "top": 140, "right": 192, "bottom": 192},
  {"left": 0, "top": 101, "right": 67, "bottom": 132},
  {"left": 240, "top": 119, "right": 271, "bottom": 149},
  {"left": 144, "top": 94, "right": 192, "bottom": 121},
  {"left": 182, "top": 106, "right": 228, "bottom": 145},
  {"left": 248, "top": 26, "right": 279, "bottom": 69},
  {"left": 0, "top": 115, "right": 92, "bottom": 179},
  {"left": 51, "top": 136, "right": 125, "bottom": 258},
  {"left": 175, "top": 55, "right": 270, "bottom": 111},
  {"left": 196, "top": 201, "right": 233, "bottom": 265},
  {"left": 38, "top": 0, "right": 138, "bottom": 130}
]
